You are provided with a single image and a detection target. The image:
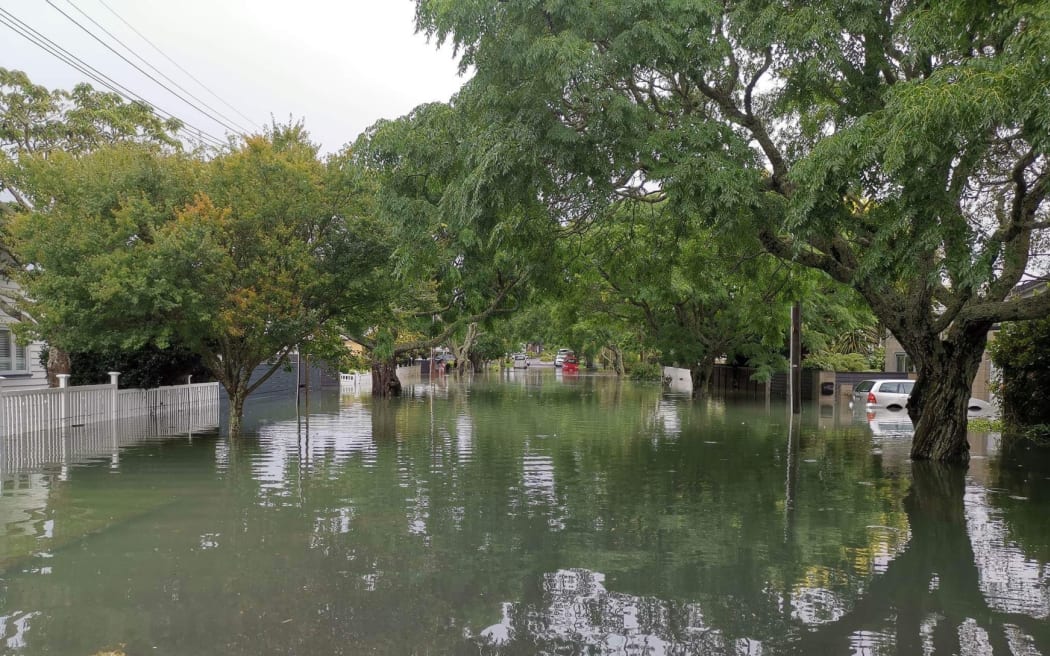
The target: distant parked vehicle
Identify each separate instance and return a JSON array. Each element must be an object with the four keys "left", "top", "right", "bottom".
[
  {"left": 512, "top": 353, "right": 530, "bottom": 369},
  {"left": 562, "top": 354, "right": 579, "bottom": 374},
  {"left": 850, "top": 379, "right": 992, "bottom": 413},
  {"left": 851, "top": 379, "right": 914, "bottom": 410},
  {"left": 554, "top": 349, "right": 572, "bottom": 367}
]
